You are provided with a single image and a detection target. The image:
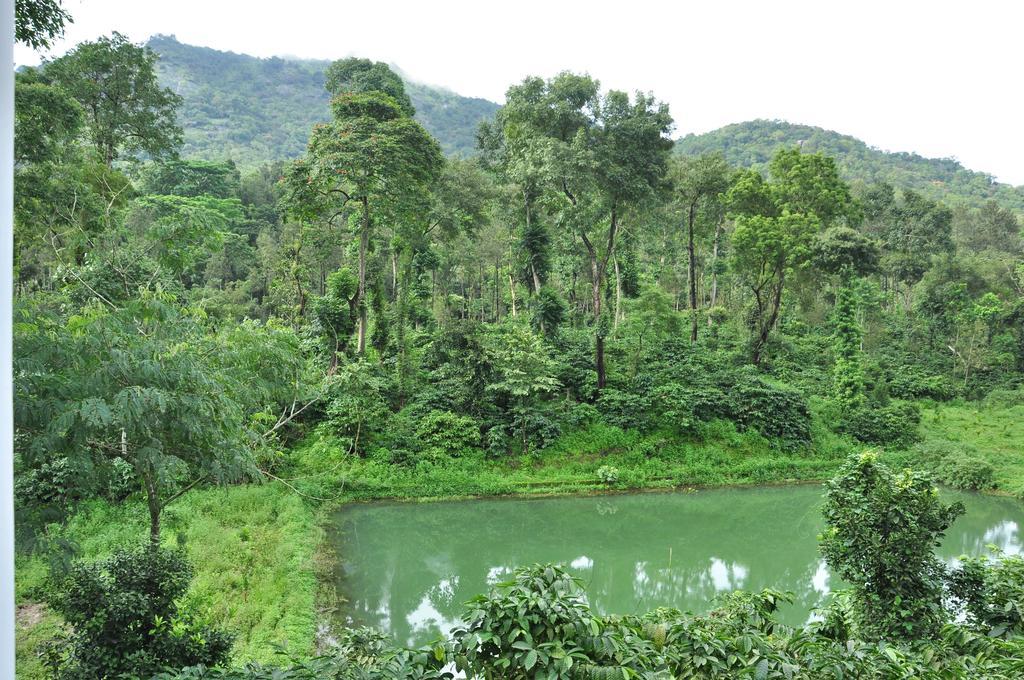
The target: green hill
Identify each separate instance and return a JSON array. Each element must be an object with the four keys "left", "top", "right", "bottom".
[
  {"left": 675, "top": 120, "right": 1024, "bottom": 214},
  {"left": 147, "top": 35, "right": 500, "bottom": 167}
]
